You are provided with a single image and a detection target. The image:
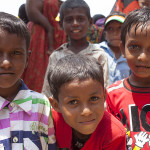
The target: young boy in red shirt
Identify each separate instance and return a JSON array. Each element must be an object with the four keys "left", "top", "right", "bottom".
[
  {"left": 48, "top": 54, "right": 126, "bottom": 150},
  {"left": 106, "top": 7, "right": 150, "bottom": 149}
]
